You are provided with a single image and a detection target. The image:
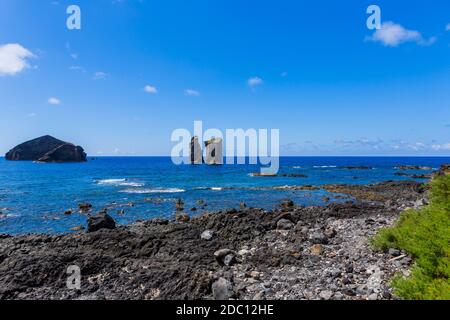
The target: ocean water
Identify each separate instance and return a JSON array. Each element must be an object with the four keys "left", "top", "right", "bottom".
[{"left": 0, "top": 156, "right": 448, "bottom": 235}]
